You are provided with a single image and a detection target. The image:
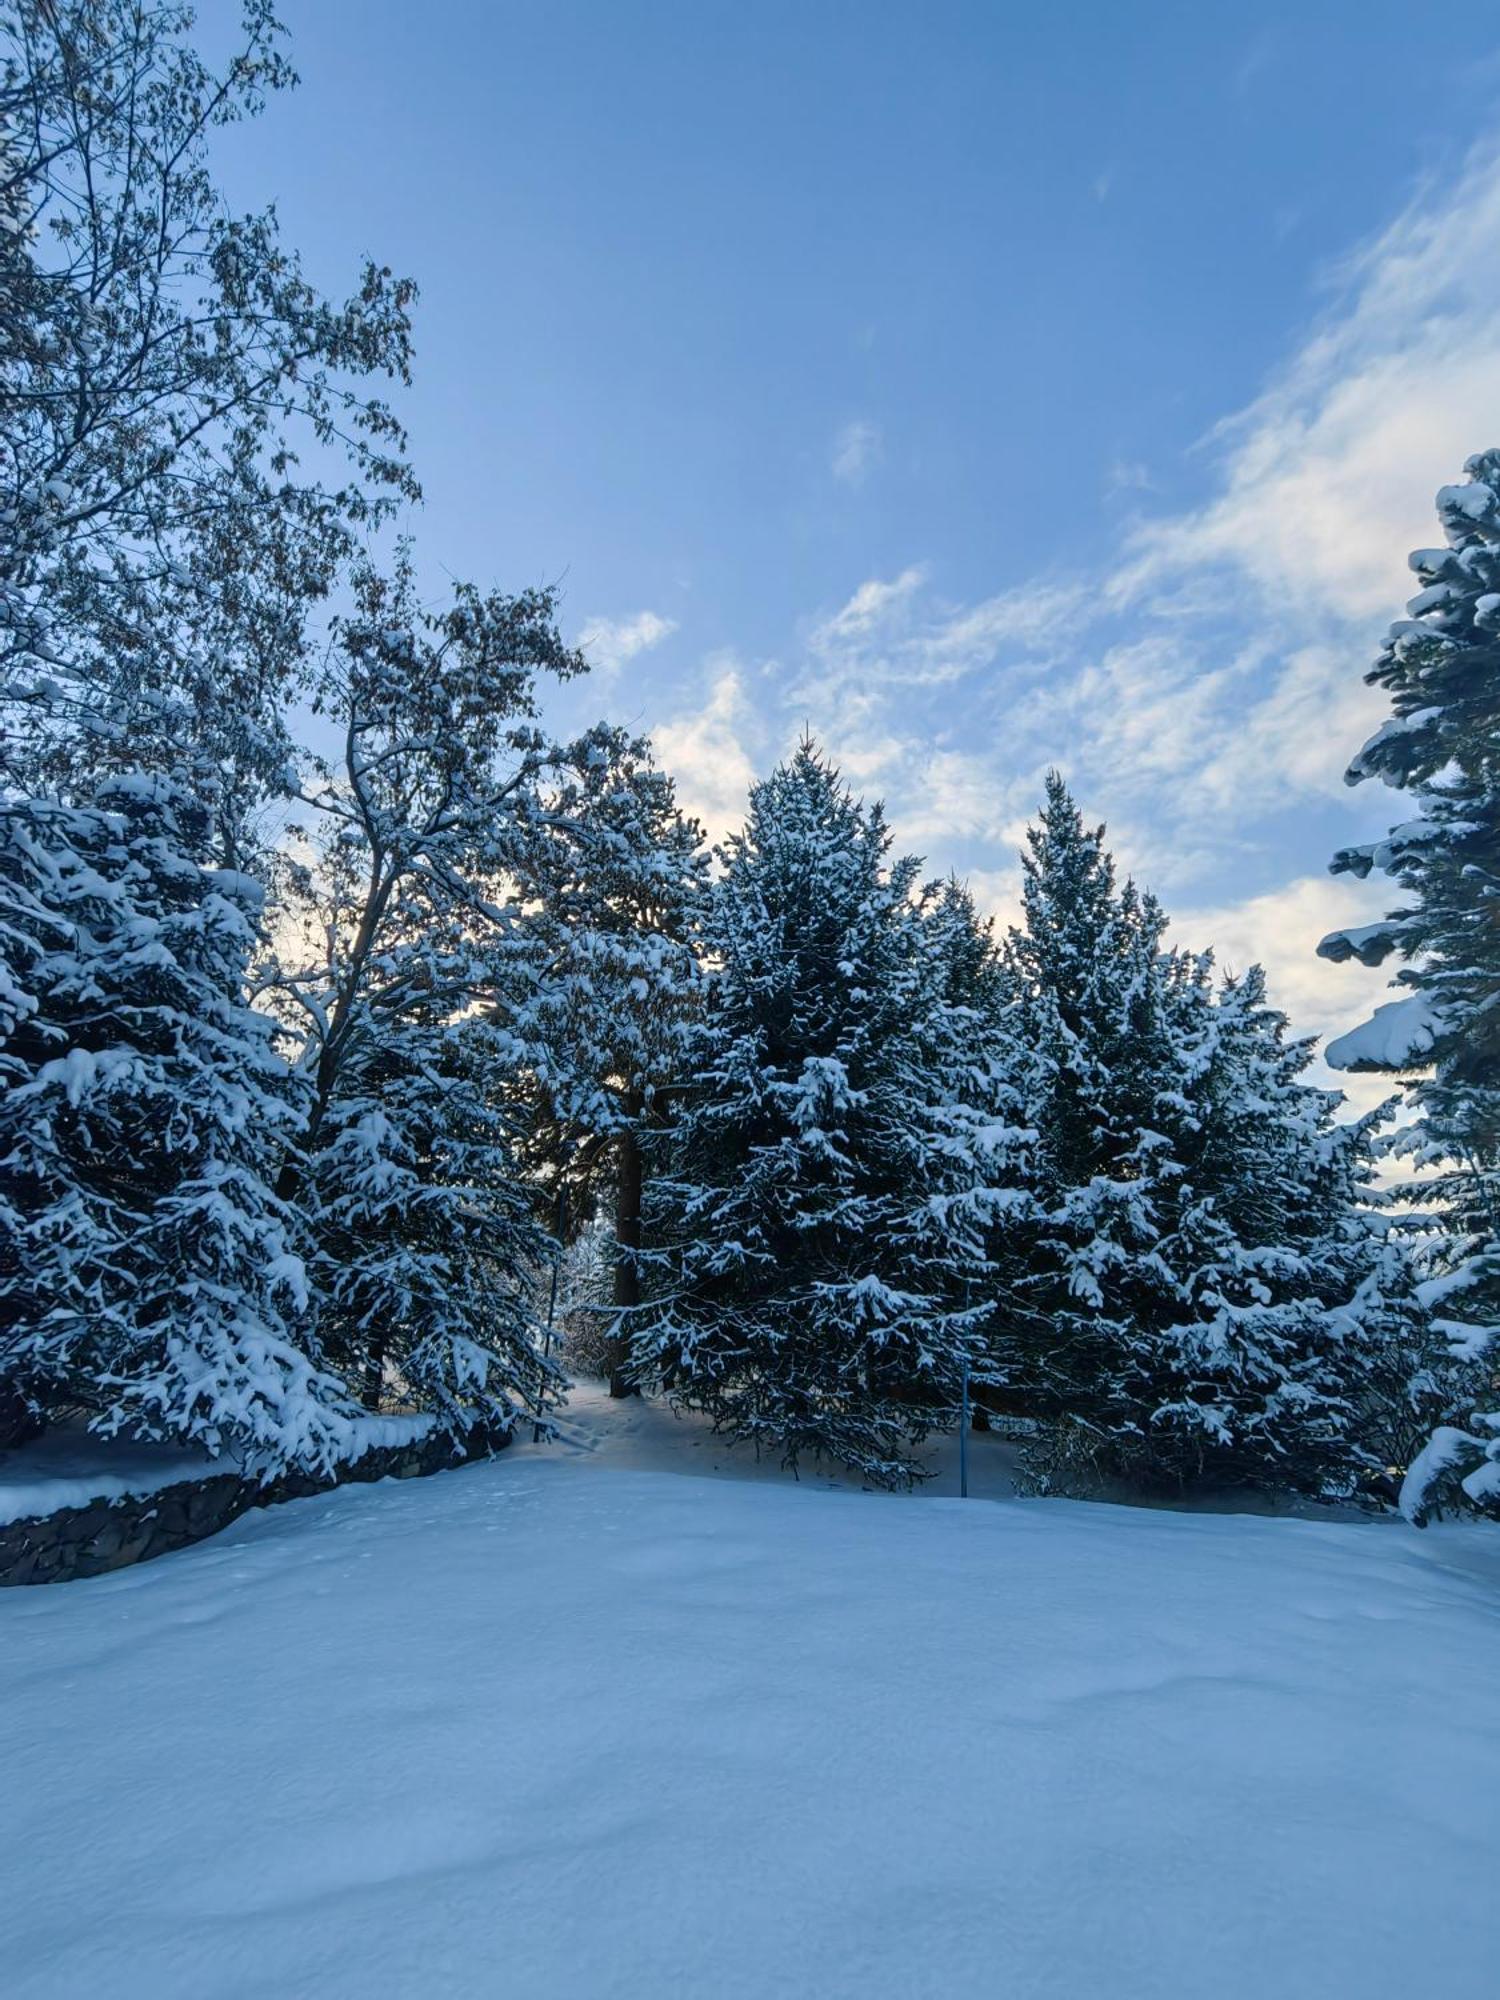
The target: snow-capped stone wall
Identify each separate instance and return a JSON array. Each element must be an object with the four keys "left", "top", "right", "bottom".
[{"left": 0, "top": 1425, "right": 509, "bottom": 1587}]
